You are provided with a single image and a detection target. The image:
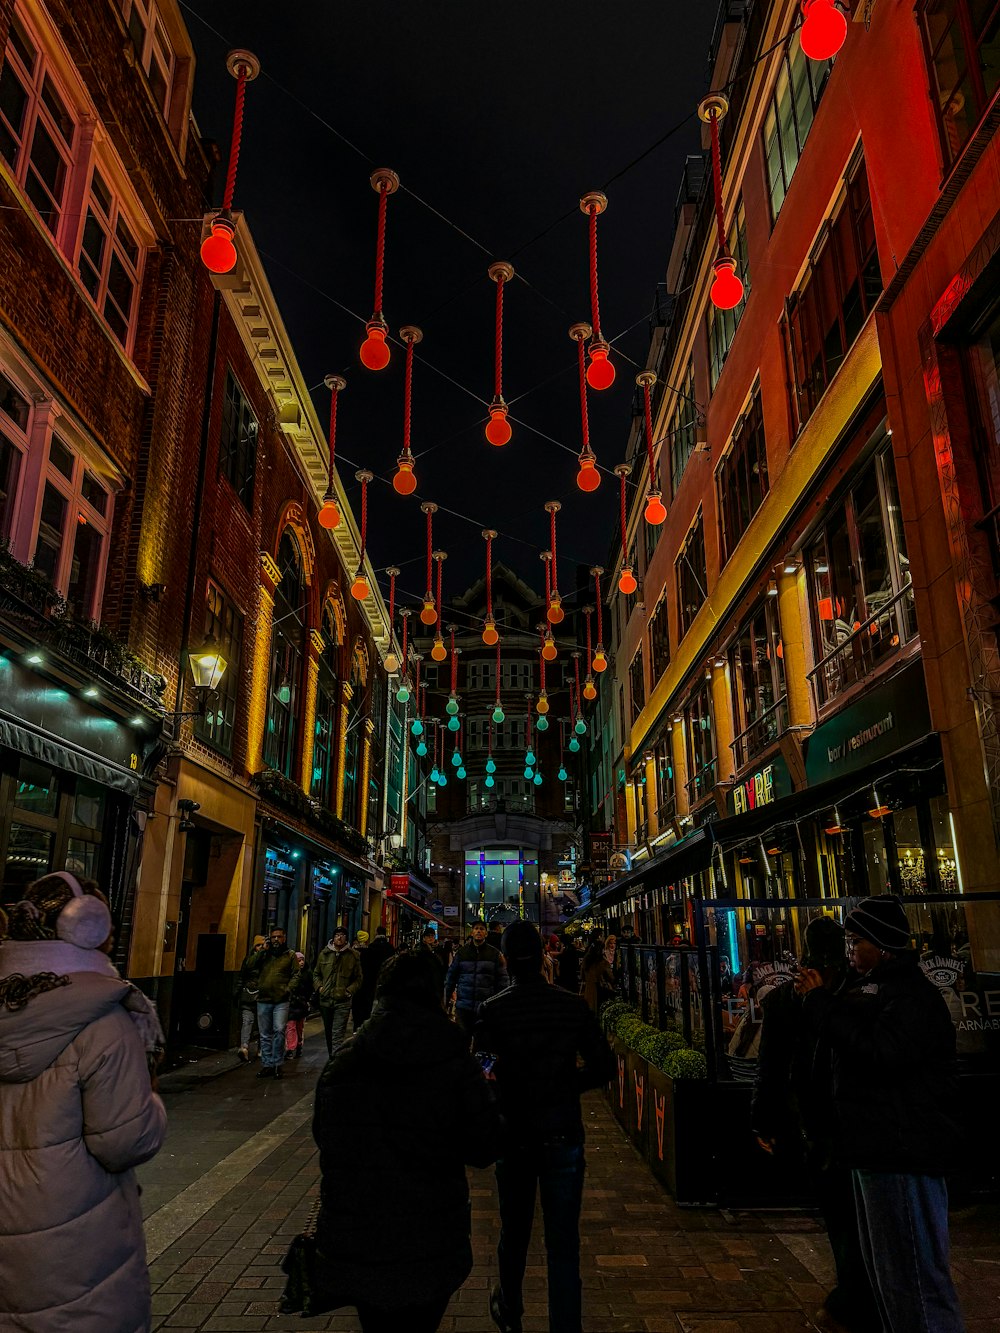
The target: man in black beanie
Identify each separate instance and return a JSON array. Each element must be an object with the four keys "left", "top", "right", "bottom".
[
  {"left": 797, "top": 896, "right": 965, "bottom": 1333},
  {"left": 473, "top": 920, "right": 613, "bottom": 1333}
]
